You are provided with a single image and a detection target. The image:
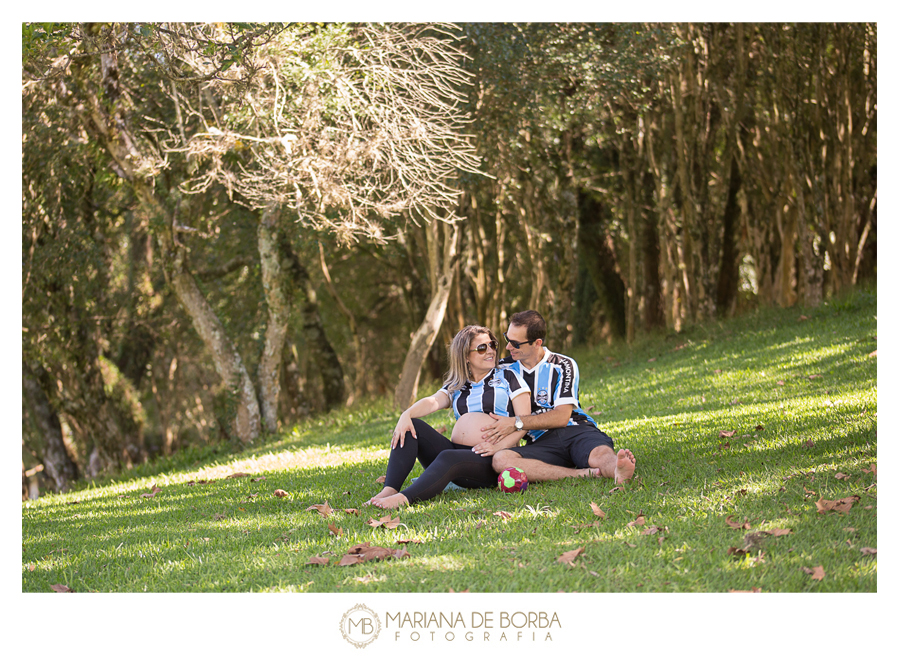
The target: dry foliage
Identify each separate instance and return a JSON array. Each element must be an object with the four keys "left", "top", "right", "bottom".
[{"left": 166, "top": 23, "right": 480, "bottom": 242}]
